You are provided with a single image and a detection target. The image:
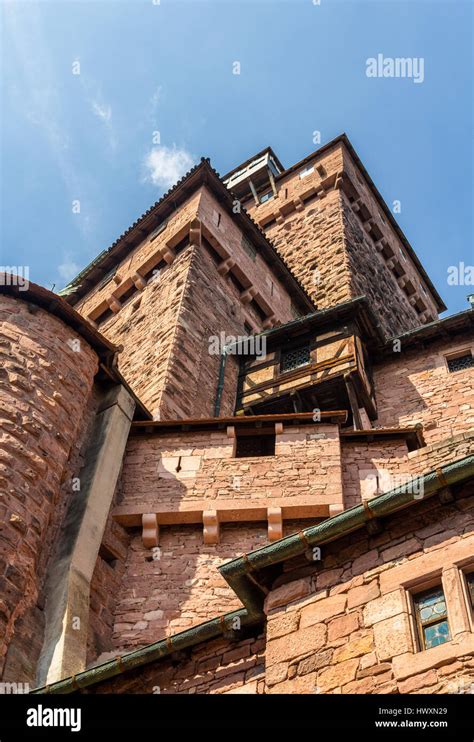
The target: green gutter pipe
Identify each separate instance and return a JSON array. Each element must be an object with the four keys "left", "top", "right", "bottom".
[
  {"left": 220, "top": 454, "right": 474, "bottom": 604},
  {"left": 32, "top": 453, "right": 474, "bottom": 695},
  {"left": 213, "top": 348, "right": 229, "bottom": 417}
]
